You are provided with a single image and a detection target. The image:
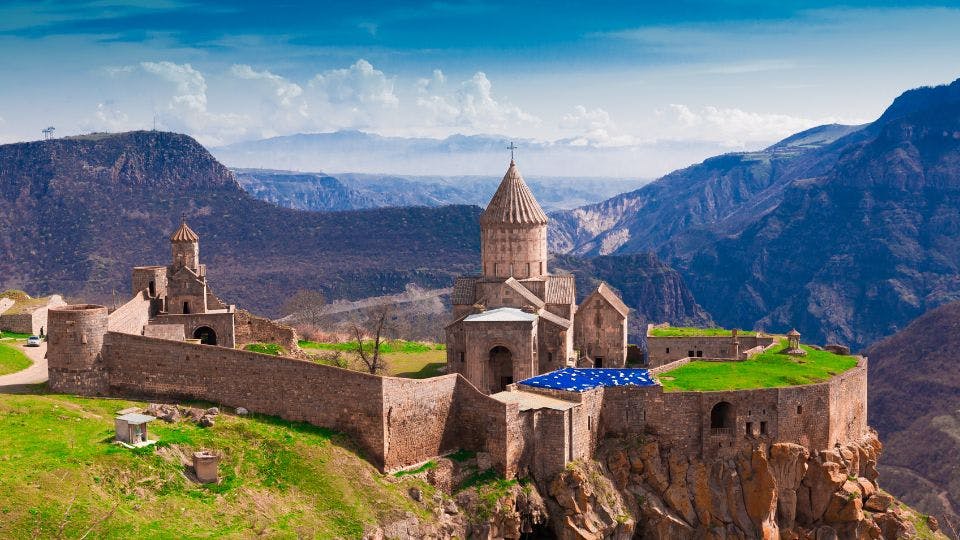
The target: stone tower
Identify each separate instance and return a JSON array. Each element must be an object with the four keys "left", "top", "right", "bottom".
[
  {"left": 171, "top": 220, "right": 200, "bottom": 274},
  {"left": 480, "top": 160, "right": 549, "bottom": 279},
  {"left": 46, "top": 304, "right": 109, "bottom": 395}
]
